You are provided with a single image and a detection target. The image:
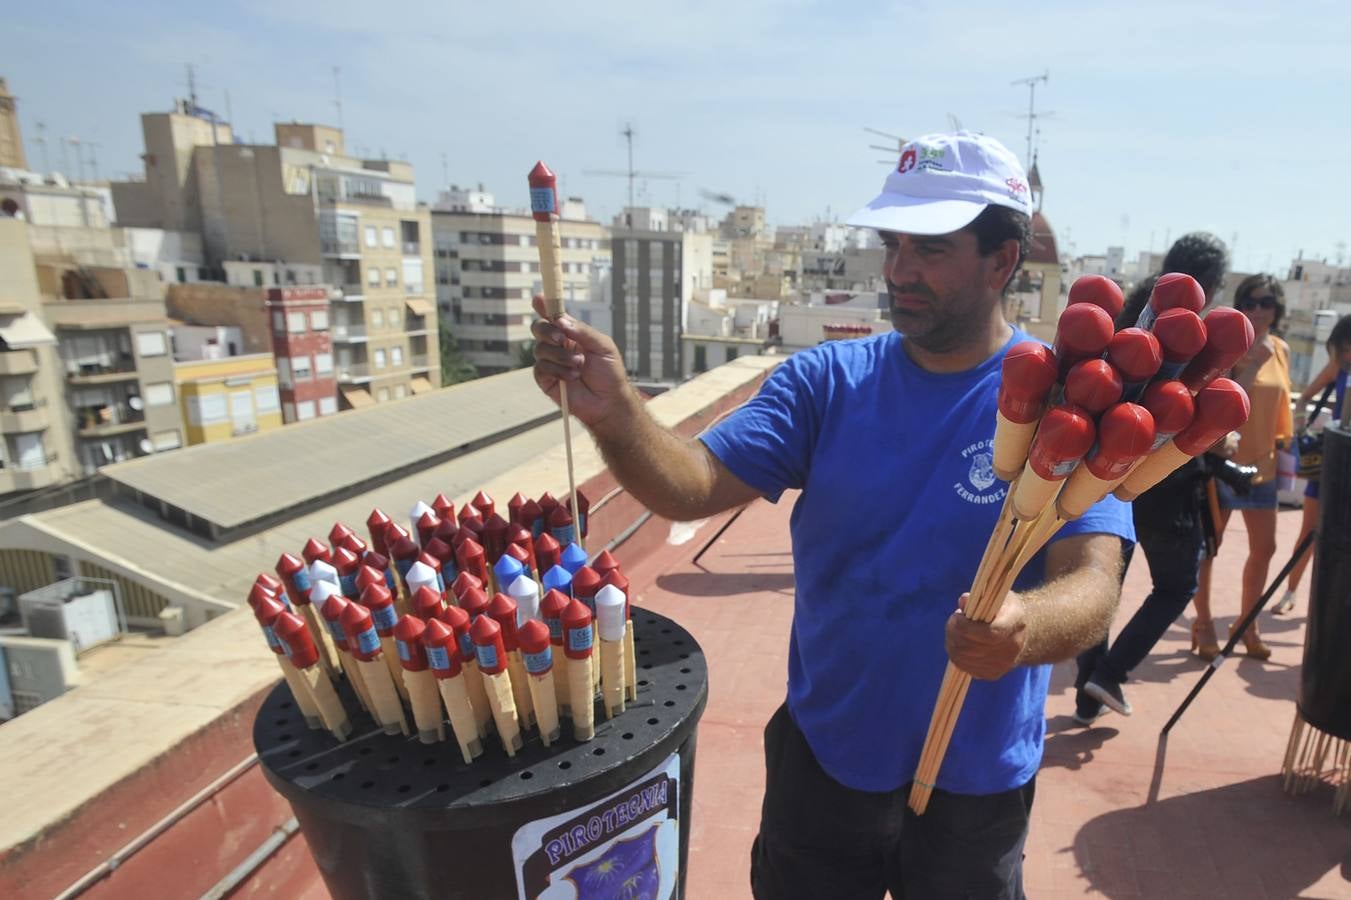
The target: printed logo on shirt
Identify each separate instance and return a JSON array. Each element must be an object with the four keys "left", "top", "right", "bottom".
[{"left": 954, "top": 438, "right": 1006, "bottom": 505}]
